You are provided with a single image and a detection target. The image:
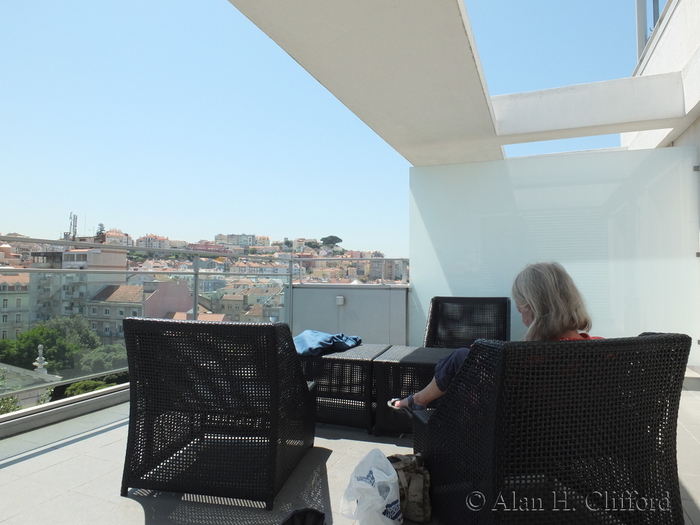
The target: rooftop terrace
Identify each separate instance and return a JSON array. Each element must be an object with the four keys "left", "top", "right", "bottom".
[{"left": 1, "top": 369, "right": 700, "bottom": 525}]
